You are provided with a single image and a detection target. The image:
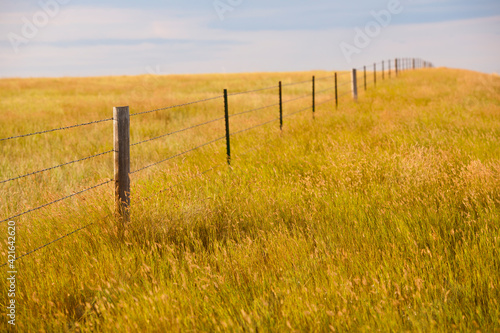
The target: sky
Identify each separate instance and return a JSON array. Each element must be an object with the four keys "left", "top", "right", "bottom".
[{"left": 0, "top": 0, "right": 499, "bottom": 78}]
